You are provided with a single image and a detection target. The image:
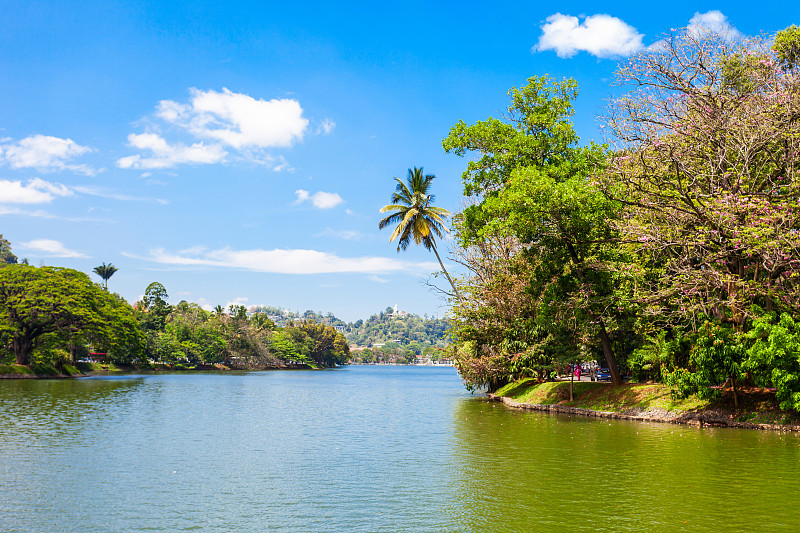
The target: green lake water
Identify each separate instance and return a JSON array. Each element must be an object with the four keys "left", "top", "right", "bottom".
[{"left": 1, "top": 365, "right": 799, "bottom": 532}]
